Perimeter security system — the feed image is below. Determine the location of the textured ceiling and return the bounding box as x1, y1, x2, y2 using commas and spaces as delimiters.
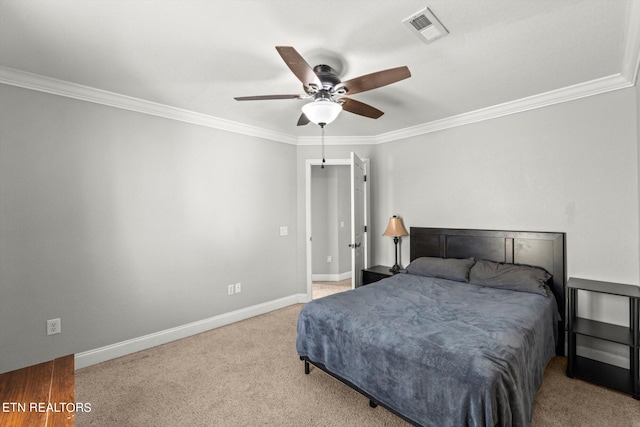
0, 0, 637, 138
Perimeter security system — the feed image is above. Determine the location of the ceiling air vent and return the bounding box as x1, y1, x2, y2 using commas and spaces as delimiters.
403, 7, 449, 44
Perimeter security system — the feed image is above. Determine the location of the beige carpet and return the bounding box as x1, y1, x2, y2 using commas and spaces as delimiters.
312, 279, 351, 299
75, 304, 640, 427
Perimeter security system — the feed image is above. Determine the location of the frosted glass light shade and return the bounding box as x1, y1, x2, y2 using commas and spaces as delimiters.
302, 99, 342, 125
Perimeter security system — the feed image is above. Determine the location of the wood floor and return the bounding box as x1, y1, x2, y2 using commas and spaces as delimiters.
0, 355, 75, 427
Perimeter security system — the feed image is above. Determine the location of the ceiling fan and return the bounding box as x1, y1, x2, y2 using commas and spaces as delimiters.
234, 46, 411, 127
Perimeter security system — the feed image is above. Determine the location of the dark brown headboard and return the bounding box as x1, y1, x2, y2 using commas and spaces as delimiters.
410, 227, 566, 355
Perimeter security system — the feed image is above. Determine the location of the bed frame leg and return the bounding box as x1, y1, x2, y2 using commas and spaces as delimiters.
369, 400, 377, 408
304, 360, 310, 375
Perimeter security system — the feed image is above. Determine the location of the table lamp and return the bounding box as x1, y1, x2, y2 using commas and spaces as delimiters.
382, 215, 409, 273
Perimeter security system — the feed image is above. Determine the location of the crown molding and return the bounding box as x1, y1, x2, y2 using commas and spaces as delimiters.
0, 66, 298, 145
622, 0, 640, 84
1, 63, 636, 147
297, 135, 376, 146
375, 73, 633, 144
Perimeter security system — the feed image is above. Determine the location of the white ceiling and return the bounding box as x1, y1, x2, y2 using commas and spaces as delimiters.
1, 1, 638, 139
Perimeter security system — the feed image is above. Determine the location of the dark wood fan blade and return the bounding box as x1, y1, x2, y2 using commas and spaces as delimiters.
275, 46, 323, 89
234, 94, 301, 101
297, 113, 310, 126
341, 97, 384, 119
339, 66, 411, 95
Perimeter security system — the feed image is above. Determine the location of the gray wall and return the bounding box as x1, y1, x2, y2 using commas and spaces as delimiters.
637, 80, 640, 284
370, 88, 639, 367
0, 84, 298, 373
311, 165, 337, 275
311, 165, 351, 278
336, 166, 351, 272
371, 88, 638, 286
2, 81, 639, 373
371, 87, 639, 330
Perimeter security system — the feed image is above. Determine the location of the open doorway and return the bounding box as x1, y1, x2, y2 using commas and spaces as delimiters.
305, 154, 369, 301
310, 164, 352, 299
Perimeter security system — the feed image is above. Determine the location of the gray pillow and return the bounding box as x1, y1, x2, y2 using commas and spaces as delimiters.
404, 257, 475, 282
469, 260, 551, 296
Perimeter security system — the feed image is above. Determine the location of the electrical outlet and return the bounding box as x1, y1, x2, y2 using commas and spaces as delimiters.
227, 284, 235, 295
327, 255, 332, 263
47, 318, 61, 336
235, 282, 241, 293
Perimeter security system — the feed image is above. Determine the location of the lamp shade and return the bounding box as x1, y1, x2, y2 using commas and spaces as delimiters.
301, 99, 342, 125
382, 215, 409, 237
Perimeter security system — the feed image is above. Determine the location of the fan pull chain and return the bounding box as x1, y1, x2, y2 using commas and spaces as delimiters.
321, 124, 326, 169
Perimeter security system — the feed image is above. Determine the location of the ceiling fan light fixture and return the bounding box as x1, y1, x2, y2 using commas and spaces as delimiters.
302, 98, 342, 126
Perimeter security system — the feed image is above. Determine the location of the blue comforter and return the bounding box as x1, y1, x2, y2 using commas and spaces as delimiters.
296, 273, 559, 427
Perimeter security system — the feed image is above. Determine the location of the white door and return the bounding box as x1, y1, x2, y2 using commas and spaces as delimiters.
350, 152, 365, 288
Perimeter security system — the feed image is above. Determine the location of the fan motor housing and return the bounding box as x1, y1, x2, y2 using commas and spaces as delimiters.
312, 64, 341, 90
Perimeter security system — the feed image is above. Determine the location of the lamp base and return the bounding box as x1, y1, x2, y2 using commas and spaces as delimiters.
390, 236, 402, 274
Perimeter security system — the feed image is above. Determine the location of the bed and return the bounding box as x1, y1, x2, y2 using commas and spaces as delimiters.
297, 227, 566, 426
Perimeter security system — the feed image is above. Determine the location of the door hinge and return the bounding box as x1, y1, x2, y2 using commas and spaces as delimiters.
364, 175, 367, 182
364, 225, 367, 232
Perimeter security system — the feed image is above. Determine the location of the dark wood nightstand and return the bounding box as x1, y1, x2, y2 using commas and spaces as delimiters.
362, 265, 394, 286
566, 277, 640, 399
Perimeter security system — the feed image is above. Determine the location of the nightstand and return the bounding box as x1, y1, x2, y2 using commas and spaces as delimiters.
362, 265, 394, 286
566, 277, 640, 399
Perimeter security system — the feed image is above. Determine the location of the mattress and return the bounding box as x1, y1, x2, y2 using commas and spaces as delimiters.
296, 272, 559, 426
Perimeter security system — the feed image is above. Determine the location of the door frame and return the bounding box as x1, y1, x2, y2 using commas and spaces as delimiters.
305, 157, 370, 301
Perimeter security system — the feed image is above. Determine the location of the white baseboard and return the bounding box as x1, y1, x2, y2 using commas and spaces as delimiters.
75, 293, 308, 370
312, 271, 352, 282
75, 297, 630, 371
